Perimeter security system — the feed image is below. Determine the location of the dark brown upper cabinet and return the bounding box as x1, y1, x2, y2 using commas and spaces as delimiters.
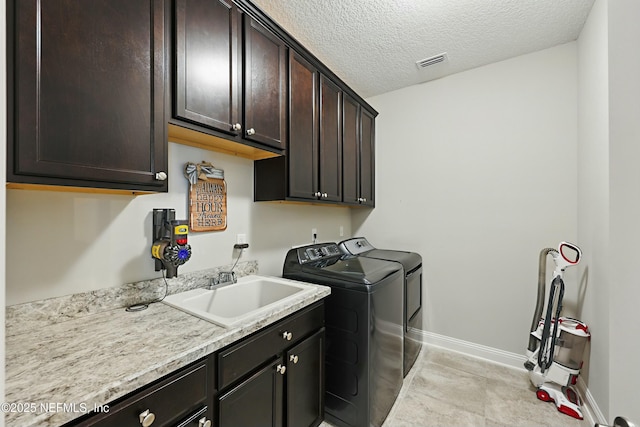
174, 0, 241, 135
318, 75, 343, 203
172, 0, 286, 155
243, 15, 287, 150
254, 55, 345, 204
343, 94, 375, 207
249, 0, 378, 208
288, 53, 319, 200
359, 109, 376, 206
7, 0, 169, 193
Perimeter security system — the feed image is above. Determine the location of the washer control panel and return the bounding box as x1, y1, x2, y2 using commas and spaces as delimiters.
297, 243, 342, 264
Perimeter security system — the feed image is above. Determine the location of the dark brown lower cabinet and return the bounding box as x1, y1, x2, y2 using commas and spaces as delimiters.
218, 358, 284, 427
286, 329, 325, 427
64, 303, 325, 427
216, 302, 326, 427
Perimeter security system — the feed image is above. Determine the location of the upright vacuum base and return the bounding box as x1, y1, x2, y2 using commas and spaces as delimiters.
535, 382, 584, 420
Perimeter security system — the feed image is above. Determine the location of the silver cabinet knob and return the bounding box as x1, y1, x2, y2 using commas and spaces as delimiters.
198, 417, 212, 427
289, 354, 299, 364
322, 193, 328, 198
314, 191, 321, 197
276, 364, 287, 375
231, 123, 242, 131
282, 331, 292, 341
246, 128, 256, 136
155, 171, 167, 181
139, 409, 155, 427
362, 198, 367, 203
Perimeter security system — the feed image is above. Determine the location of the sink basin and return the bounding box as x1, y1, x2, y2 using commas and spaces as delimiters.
163, 275, 315, 327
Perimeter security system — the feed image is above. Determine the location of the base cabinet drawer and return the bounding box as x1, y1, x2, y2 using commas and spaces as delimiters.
69, 359, 213, 427
217, 302, 324, 390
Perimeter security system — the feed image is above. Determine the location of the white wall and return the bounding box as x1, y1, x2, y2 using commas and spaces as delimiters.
355, 43, 579, 355
576, 0, 610, 417
6, 142, 351, 305
607, 0, 640, 422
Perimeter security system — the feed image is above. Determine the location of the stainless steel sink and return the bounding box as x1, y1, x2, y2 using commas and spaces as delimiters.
163, 275, 315, 327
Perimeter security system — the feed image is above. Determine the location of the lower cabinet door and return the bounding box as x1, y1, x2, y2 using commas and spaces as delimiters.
218, 359, 284, 427
286, 329, 325, 427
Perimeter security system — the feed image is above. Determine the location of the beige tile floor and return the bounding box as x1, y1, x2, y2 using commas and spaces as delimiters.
321, 346, 592, 427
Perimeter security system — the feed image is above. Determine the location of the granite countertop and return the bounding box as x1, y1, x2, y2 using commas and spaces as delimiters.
4, 271, 330, 427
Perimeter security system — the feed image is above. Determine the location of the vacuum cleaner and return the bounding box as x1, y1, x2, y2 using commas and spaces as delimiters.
524, 242, 590, 420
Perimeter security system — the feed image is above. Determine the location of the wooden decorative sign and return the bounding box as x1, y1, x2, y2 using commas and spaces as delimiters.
184, 162, 227, 232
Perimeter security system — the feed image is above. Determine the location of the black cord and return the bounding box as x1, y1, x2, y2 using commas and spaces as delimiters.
230, 248, 245, 272
125, 266, 170, 312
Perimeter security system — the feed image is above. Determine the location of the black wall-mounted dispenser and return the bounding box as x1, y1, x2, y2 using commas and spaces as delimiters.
151, 208, 192, 278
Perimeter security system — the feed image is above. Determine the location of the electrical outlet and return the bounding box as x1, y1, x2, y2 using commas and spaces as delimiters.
236, 234, 247, 245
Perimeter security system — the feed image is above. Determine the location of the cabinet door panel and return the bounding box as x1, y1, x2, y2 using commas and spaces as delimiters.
360, 109, 375, 206
12, 0, 167, 188
286, 329, 325, 427
342, 94, 360, 204
244, 16, 287, 149
319, 76, 342, 202
288, 53, 318, 200
218, 359, 283, 427
174, 0, 240, 134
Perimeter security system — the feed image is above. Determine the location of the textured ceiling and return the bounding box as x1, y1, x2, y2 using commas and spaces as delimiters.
250, 0, 595, 98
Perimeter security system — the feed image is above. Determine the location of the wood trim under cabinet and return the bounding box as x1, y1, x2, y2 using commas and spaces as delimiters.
6, 183, 154, 196
168, 124, 281, 160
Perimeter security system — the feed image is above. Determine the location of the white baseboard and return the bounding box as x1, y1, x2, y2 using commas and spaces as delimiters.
417, 330, 606, 425
577, 376, 607, 425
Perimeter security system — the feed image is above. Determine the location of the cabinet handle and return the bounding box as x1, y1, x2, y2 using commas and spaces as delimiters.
155, 171, 167, 181
231, 123, 242, 132
198, 417, 212, 427
282, 331, 292, 341
246, 128, 256, 136
139, 409, 156, 427
314, 192, 321, 197
276, 364, 287, 375
289, 354, 299, 364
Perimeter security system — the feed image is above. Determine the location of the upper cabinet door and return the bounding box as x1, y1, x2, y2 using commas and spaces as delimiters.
174, 0, 241, 135
288, 52, 319, 200
243, 16, 287, 150
342, 94, 361, 205
319, 75, 342, 202
10, 0, 168, 190
360, 109, 375, 206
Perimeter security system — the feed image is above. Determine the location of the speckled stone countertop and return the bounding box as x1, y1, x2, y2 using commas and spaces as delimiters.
5, 267, 330, 427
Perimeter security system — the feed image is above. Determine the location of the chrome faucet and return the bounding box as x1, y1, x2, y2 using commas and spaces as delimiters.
208, 271, 237, 289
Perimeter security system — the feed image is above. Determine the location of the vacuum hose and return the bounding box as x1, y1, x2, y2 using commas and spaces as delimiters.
528, 248, 558, 353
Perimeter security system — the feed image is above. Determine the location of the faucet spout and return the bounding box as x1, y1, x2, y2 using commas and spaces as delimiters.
208, 271, 237, 289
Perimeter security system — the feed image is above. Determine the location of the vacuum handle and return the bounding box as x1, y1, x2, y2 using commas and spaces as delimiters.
556, 241, 581, 270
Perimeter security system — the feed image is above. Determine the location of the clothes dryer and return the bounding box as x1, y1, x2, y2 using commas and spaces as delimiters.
339, 237, 423, 376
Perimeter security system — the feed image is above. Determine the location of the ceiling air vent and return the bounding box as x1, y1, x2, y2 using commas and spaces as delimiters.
416, 53, 447, 69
